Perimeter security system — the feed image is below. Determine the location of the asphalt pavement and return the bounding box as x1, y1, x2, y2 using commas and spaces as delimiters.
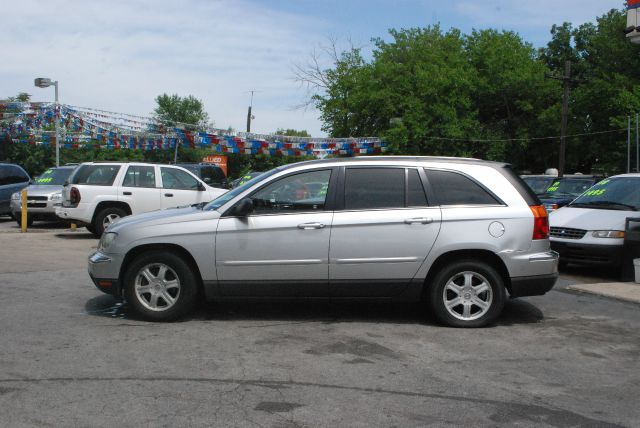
0, 218, 639, 427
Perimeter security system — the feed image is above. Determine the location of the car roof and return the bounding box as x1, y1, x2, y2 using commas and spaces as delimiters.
276, 156, 509, 172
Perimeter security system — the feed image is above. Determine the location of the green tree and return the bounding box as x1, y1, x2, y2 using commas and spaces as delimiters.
153, 94, 211, 129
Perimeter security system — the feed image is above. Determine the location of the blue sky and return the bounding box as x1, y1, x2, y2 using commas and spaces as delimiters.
1, 0, 625, 137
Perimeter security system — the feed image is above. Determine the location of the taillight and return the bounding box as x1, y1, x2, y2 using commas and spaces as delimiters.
530, 205, 549, 240
70, 187, 81, 205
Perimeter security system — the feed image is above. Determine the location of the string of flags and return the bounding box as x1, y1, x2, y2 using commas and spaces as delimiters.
0, 102, 387, 156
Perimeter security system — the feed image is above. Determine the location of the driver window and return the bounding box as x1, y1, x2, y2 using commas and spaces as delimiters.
161, 167, 199, 190
250, 169, 331, 214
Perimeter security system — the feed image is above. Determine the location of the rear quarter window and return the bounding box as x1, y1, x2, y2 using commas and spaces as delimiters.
71, 165, 121, 186
426, 169, 501, 206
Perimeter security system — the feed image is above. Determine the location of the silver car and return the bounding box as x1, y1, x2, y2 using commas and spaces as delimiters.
10, 166, 76, 226
88, 156, 558, 327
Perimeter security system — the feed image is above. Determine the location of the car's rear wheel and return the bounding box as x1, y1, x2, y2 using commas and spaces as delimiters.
429, 260, 505, 328
92, 206, 127, 237
123, 251, 199, 321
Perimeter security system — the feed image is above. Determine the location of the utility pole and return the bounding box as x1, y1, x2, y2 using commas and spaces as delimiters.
546, 61, 582, 177
628, 116, 631, 173
246, 90, 256, 133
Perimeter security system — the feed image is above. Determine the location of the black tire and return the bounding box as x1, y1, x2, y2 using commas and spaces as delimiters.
15, 216, 34, 227
85, 224, 96, 234
123, 251, 199, 321
92, 206, 127, 237
428, 259, 506, 328
558, 260, 568, 270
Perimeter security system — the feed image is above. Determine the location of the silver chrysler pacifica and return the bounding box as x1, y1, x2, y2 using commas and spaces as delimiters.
88, 156, 558, 327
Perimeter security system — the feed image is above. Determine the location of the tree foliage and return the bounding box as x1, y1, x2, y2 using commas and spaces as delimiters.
153, 93, 211, 129
299, 8, 640, 174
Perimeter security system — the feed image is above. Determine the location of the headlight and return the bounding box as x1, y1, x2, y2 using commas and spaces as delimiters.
592, 230, 625, 239
49, 192, 62, 201
98, 232, 118, 252
11, 192, 20, 200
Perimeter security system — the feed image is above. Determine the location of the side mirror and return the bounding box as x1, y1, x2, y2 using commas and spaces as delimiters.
63, 180, 69, 187
222, 178, 230, 189
234, 198, 254, 216
197, 182, 206, 191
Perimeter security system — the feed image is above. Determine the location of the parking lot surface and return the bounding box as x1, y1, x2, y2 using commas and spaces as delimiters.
0, 219, 639, 427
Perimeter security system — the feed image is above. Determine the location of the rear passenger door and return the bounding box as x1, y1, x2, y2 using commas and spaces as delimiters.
329, 167, 442, 297
118, 165, 161, 215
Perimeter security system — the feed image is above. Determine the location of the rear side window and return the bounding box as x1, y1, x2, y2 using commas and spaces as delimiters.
0, 165, 29, 185
345, 168, 405, 210
123, 166, 156, 188
408, 169, 428, 207
426, 169, 500, 206
71, 165, 121, 186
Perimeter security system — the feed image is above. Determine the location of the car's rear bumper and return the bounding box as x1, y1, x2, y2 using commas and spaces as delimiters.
509, 273, 558, 297
550, 241, 623, 266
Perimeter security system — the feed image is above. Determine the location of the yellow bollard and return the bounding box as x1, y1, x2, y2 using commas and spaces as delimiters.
71, 223, 77, 231
20, 189, 28, 233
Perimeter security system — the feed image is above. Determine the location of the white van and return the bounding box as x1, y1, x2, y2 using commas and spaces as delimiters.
549, 174, 640, 266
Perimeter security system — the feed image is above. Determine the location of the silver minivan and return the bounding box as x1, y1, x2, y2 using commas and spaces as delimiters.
88, 157, 558, 327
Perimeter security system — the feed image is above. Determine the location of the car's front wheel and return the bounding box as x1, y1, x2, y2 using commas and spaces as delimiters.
429, 260, 505, 328
123, 251, 199, 321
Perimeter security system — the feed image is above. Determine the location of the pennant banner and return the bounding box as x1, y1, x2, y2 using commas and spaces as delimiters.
0, 102, 387, 156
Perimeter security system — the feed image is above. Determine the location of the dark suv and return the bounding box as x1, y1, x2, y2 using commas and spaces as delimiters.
176, 163, 229, 189
0, 163, 31, 217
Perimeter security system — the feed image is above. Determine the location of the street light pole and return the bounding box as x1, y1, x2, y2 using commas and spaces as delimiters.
34, 78, 60, 167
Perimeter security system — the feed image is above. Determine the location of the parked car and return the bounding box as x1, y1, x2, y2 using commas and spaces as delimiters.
538, 176, 603, 212
56, 162, 228, 237
231, 171, 264, 188
10, 165, 77, 226
521, 174, 558, 196
549, 174, 640, 267
88, 156, 558, 326
175, 163, 230, 189
0, 163, 30, 217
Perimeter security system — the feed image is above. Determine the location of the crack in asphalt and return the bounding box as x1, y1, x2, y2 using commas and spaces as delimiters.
0, 375, 623, 427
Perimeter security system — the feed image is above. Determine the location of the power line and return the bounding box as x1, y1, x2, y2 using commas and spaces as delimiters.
418, 128, 627, 143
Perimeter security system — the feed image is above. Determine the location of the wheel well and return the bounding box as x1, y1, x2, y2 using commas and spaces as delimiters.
92, 201, 132, 224
118, 244, 204, 297
423, 249, 511, 296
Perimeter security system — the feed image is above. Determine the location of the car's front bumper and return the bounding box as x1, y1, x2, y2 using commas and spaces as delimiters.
88, 251, 123, 296
11, 198, 63, 221
550, 241, 623, 266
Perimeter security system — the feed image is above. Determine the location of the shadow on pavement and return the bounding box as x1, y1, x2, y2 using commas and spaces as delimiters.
84, 293, 546, 327
55, 231, 96, 240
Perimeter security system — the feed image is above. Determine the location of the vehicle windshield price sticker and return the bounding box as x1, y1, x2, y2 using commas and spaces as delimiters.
547, 181, 561, 192
584, 179, 610, 196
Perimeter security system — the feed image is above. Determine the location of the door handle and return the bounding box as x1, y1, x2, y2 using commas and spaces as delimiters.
123, 191, 132, 196
404, 217, 433, 224
297, 222, 325, 230
164, 193, 174, 197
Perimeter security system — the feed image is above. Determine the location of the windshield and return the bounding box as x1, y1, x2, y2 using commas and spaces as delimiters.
569, 177, 640, 211
34, 167, 74, 185
204, 169, 275, 211
522, 176, 556, 195
541, 178, 596, 198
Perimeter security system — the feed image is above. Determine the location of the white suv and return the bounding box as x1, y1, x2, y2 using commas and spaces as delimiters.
57, 162, 227, 236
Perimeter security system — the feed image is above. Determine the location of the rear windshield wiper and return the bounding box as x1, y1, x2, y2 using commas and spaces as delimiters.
569, 201, 637, 211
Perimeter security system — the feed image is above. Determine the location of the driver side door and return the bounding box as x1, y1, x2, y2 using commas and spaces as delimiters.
215, 168, 336, 297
